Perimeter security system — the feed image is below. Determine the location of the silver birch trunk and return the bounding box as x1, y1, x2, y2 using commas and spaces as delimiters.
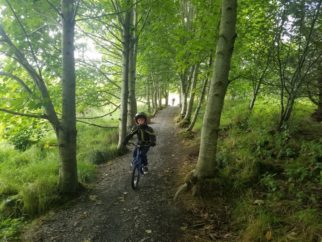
195, 0, 237, 179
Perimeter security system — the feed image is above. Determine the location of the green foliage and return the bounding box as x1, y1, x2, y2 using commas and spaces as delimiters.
77, 161, 96, 183
77, 123, 119, 166
0, 117, 119, 238
0, 218, 24, 240
3, 118, 48, 151
0, 146, 59, 216
232, 190, 277, 241
215, 98, 322, 240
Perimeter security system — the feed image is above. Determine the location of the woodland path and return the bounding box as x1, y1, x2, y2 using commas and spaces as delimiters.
23, 107, 194, 242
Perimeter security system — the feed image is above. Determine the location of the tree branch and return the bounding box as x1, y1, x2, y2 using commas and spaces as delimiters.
46, 0, 62, 17
77, 105, 120, 120
5, 0, 42, 77
0, 71, 33, 94
76, 119, 117, 128
0, 108, 47, 119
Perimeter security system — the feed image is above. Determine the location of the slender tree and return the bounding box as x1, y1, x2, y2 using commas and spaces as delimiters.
176, 0, 237, 196
114, 0, 132, 149
59, 0, 78, 193
0, 0, 78, 194
182, 63, 200, 125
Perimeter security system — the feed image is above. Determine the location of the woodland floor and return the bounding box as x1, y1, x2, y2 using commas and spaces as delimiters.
21, 107, 234, 242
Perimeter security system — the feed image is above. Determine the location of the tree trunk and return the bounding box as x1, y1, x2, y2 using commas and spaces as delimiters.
249, 80, 261, 111
195, 0, 237, 179
183, 63, 200, 124
158, 83, 162, 108
164, 90, 169, 106
146, 81, 151, 113
127, 5, 137, 129
180, 71, 190, 118
153, 84, 158, 114
0, 1, 78, 194
59, 0, 78, 194
312, 76, 322, 121
118, 3, 131, 149
187, 77, 208, 132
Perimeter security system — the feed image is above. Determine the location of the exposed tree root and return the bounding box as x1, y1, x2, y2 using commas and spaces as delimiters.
174, 169, 226, 201
177, 119, 190, 128
173, 170, 198, 201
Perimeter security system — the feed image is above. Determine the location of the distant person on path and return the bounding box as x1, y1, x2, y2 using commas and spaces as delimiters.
123, 112, 156, 173
172, 98, 175, 106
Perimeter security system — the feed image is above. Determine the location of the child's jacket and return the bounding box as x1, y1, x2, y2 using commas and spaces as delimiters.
124, 124, 156, 146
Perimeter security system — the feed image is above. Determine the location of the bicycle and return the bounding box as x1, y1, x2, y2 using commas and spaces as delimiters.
128, 142, 150, 190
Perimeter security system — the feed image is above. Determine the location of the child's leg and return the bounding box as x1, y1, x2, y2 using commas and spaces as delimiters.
141, 147, 150, 166
132, 147, 138, 164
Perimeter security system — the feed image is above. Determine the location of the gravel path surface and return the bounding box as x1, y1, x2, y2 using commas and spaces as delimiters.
22, 107, 191, 242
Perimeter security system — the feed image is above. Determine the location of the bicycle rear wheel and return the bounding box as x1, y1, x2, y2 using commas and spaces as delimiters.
131, 165, 141, 190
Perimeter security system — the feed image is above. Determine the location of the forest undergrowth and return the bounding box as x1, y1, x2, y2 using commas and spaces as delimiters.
1, 99, 321, 241
177, 97, 322, 242
0, 119, 119, 240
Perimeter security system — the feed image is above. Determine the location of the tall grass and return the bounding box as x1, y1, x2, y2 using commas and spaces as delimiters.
0, 113, 120, 239
188, 96, 322, 241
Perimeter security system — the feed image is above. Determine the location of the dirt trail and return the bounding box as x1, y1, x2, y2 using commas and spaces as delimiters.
23, 107, 191, 242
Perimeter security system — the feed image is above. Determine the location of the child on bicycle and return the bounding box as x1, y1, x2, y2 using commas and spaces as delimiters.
123, 112, 156, 173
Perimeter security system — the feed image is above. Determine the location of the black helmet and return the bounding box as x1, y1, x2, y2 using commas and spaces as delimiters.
134, 112, 147, 123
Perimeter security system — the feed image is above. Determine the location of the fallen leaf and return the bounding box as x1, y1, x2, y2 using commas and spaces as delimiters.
265, 230, 273, 241
254, 199, 264, 205
145, 229, 152, 234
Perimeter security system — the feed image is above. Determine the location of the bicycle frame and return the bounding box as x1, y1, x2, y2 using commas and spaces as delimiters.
128, 143, 149, 190
132, 145, 144, 175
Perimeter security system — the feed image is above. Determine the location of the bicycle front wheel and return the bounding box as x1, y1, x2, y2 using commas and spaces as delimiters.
131, 166, 141, 190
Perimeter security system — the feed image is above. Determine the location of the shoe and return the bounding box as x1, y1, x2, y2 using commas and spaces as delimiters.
142, 166, 149, 174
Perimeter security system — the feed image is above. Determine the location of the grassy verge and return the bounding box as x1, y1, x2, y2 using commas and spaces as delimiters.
179, 97, 322, 241
0, 117, 119, 239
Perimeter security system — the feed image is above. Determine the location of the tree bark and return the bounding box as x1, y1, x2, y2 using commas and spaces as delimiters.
127, 4, 138, 129
187, 77, 208, 132
183, 63, 200, 124
118, 1, 131, 149
180, 70, 190, 118
146, 80, 151, 113
195, 0, 237, 179
312, 76, 322, 121
58, 0, 78, 194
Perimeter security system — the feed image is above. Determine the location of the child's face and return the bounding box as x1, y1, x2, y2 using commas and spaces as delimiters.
137, 118, 145, 125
